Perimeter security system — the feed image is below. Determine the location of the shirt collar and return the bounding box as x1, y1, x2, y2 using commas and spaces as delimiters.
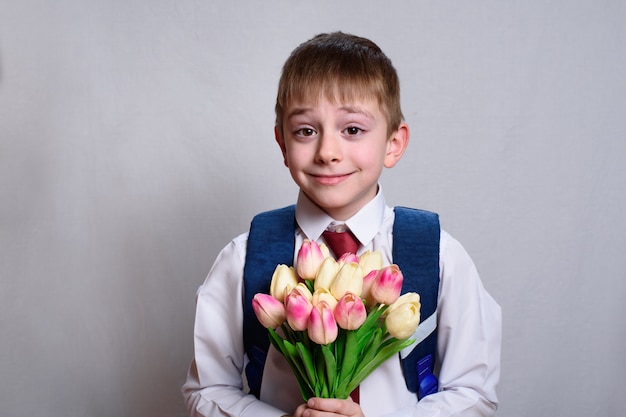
295, 187, 387, 246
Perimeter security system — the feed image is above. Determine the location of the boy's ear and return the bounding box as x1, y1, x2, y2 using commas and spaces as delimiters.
384, 122, 409, 168
274, 126, 289, 167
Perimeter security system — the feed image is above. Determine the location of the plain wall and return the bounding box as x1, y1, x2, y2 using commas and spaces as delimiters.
1, 1, 625, 416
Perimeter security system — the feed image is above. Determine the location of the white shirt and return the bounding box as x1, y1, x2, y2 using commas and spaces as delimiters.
182, 190, 501, 417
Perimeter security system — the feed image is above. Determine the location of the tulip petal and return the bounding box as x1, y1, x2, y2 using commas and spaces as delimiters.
285, 286, 314, 331
385, 297, 421, 339
334, 292, 367, 330
308, 301, 338, 345
371, 265, 403, 305
297, 239, 325, 280
269, 264, 298, 302
314, 257, 339, 292
330, 262, 363, 300
358, 250, 384, 276
252, 293, 286, 329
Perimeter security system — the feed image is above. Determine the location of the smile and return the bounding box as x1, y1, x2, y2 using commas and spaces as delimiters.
310, 173, 352, 185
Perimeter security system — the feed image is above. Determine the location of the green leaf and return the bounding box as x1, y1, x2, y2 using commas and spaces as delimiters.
321, 344, 337, 396
334, 329, 346, 367
296, 341, 318, 392
346, 337, 416, 393
269, 329, 315, 399
336, 330, 358, 387
314, 347, 326, 396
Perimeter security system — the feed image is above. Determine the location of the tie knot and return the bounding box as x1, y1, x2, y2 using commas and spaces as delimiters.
322, 227, 360, 258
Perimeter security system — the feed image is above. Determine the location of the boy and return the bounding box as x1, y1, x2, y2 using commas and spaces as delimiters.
182, 32, 501, 417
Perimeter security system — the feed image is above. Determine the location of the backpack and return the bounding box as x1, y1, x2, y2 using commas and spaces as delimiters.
243, 205, 440, 400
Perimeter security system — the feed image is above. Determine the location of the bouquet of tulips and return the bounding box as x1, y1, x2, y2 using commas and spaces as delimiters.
252, 239, 421, 400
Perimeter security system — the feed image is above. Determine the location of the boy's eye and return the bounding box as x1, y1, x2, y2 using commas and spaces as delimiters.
345, 126, 362, 135
296, 128, 316, 137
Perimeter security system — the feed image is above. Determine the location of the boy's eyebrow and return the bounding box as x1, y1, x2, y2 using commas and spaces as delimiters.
285, 104, 375, 121
338, 105, 374, 119
285, 107, 313, 120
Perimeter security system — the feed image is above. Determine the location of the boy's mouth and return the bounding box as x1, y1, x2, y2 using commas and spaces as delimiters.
310, 173, 352, 185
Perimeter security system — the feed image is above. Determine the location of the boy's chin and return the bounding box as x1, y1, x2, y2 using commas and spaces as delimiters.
309, 199, 362, 221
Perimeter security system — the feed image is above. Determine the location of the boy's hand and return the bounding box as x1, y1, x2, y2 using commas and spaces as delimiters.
292, 397, 365, 417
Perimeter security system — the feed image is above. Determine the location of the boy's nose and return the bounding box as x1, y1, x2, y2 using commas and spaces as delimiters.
315, 133, 342, 163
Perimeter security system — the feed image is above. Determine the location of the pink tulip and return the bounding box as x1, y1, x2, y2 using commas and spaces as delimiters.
296, 239, 325, 280
337, 252, 359, 264
308, 301, 338, 345
285, 285, 314, 331
252, 293, 286, 329
334, 292, 367, 330
361, 269, 378, 306
371, 264, 403, 305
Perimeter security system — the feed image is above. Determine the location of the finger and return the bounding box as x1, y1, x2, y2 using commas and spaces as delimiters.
292, 403, 309, 417
307, 397, 362, 416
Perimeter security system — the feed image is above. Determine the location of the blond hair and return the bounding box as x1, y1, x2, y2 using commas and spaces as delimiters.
275, 32, 404, 138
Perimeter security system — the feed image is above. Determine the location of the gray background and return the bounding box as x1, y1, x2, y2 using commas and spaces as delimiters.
1, 1, 624, 416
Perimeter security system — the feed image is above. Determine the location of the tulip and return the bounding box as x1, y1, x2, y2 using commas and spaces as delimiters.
385, 292, 421, 315
308, 301, 338, 345
337, 252, 359, 265
385, 294, 421, 339
334, 292, 367, 330
361, 269, 379, 307
294, 282, 314, 299
319, 243, 331, 259
358, 250, 384, 276
252, 293, 286, 329
314, 257, 339, 291
371, 264, 403, 305
285, 285, 314, 331
269, 264, 298, 303
330, 262, 363, 300
312, 287, 338, 310
297, 239, 326, 280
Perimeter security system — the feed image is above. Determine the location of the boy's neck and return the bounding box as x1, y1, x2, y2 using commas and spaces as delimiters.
295, 188, 386, 245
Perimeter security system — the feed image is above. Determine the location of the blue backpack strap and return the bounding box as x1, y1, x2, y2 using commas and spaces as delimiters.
393, 206, 440, 399
243, 205, 296, 399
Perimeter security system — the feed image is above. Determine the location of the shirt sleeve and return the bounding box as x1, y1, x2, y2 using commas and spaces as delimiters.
181, 234, 289, 417
390, 231, 502, 417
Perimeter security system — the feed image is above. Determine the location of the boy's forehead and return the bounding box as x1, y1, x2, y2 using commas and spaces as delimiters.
289, 84, 378, 104
283, 92, 383, 116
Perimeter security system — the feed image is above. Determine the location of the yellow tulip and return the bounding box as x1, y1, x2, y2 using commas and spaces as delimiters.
385, 292, 421, 339
314, 257, 339, 291
269, 264, 298, 303
330, 262, 363, 300
292, 282, 313, 301
312, 287, 338, 310
319, 243, 331, 259
358, 250, 383, 276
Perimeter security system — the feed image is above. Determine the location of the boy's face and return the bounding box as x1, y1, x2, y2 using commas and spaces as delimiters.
276, 96, 409, 220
